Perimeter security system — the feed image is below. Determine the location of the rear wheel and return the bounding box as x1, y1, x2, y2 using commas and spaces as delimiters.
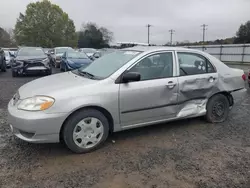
55, 62, 60, 68
206, 94, 230, 123
12, 70, 18, 77
64, 64, 68, 72
60, 63, 64, 72
62, 109, 109, 153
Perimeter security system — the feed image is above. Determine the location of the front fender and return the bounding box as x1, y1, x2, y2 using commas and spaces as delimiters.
45, 93, 120, 129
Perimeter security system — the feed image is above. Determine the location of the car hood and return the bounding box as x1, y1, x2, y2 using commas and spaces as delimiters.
18, 71, 97, 98
68, 58, 92, 64
16, 56, 47, 62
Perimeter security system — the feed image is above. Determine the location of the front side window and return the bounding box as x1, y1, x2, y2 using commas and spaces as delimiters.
128, 52, 173, 81
178, 52, 215, 76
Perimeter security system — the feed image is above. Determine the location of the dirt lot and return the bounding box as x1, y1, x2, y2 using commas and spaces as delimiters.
0, 68, 250, 188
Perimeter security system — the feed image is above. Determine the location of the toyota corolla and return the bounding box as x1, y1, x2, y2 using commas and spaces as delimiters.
8, 47, 246, 153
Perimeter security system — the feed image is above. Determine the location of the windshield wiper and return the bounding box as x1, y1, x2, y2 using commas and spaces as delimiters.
77, 70, 95, 79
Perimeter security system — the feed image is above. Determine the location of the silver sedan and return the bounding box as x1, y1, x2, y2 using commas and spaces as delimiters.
8, 47, 246, 153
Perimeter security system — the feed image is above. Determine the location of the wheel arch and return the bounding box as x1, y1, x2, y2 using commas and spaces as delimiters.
59, 105, 114, 142
208, 91, 234, 107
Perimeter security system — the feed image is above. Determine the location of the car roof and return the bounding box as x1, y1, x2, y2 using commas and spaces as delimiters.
124, 46, 199, 53
55, 47, 71, 49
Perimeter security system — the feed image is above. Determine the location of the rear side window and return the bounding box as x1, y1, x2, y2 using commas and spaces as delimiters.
177, 52, 215, 76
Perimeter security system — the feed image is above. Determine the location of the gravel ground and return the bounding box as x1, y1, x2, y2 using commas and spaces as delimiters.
0, 67, 250, 188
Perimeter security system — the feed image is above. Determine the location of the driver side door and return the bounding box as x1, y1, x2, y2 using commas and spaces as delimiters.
119, 51, 179, 128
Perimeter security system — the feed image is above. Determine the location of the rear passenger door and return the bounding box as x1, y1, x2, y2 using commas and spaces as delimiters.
176, 52, 218, 104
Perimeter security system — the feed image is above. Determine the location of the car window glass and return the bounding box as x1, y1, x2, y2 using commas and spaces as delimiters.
17, 48, 45, 57
128, 52, 173, 81
177, 52, 215, 76
68, 52, 88, 59
77, 51, 141, 79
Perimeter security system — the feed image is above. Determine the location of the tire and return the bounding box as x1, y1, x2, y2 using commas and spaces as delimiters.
64, 64, 68, 72
62, 109, 110, 153
1, 61, 6, 72
46, 69, 52, 75
55, 62, 60, 68
12, 70, 18, 77
206, 94, 230, 123
60, 63, 64, 72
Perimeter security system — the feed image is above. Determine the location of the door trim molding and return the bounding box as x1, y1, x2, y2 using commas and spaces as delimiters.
121, 97, 206, 114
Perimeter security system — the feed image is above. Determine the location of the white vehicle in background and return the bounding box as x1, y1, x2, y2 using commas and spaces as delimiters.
50, 47, 74, 68
79, 48, 98, 58
4, 50, 11, 68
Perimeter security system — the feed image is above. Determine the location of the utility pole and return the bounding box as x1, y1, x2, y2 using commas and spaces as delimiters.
146, 24, 152, 45
169, 29, 175, 45
201, 24, 208, 44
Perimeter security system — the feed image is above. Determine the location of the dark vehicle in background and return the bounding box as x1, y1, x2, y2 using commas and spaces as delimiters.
0, 49, 6, 72
60, 51, 92, 71
51, 47, 74, 68
11, 47, 52, 77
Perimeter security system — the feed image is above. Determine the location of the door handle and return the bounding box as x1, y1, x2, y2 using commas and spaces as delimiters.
208, 76, 216, 82
166, 81, 176, 89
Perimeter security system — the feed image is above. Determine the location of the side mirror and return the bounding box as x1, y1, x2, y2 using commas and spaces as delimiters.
122, 72, 141, 83
93, 53, 101, 58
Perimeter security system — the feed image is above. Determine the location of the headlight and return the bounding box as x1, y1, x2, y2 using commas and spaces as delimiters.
42, 58, 49, 63
18, 96, 55, 111
12, 60, 23, 67
42, 58, 50, 66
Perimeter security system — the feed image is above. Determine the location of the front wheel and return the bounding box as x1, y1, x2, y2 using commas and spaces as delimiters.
206, 94, 230, 123
46, 69, 52, 75
62, 109, 110, 153
12, 70, 18, 77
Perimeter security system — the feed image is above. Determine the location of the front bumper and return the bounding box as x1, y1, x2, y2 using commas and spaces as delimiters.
12, 65, 51, 74
6, 60, 10, 67
8, 99, 67, 143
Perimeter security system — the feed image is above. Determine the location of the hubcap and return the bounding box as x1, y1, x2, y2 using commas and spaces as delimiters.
73, 117, 104, 149
212, 101, 225, 118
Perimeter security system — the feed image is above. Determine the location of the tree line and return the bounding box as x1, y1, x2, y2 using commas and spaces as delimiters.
0, 0, 249, 48
0, 0, 112, 48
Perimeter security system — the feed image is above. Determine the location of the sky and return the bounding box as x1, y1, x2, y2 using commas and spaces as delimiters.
0, 0, 249, 45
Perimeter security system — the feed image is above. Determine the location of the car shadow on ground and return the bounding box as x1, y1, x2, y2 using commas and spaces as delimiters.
2, 116, 205, 159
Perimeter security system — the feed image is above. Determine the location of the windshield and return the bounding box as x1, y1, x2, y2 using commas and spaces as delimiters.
68, 52, 88, 59
77, 50, 141, 79
81, 48, 96, 53
56, 48, 71, 54
17, 48, 45, 56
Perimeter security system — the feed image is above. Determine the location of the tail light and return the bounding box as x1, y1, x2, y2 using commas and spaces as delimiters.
242, 74, 246, 81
